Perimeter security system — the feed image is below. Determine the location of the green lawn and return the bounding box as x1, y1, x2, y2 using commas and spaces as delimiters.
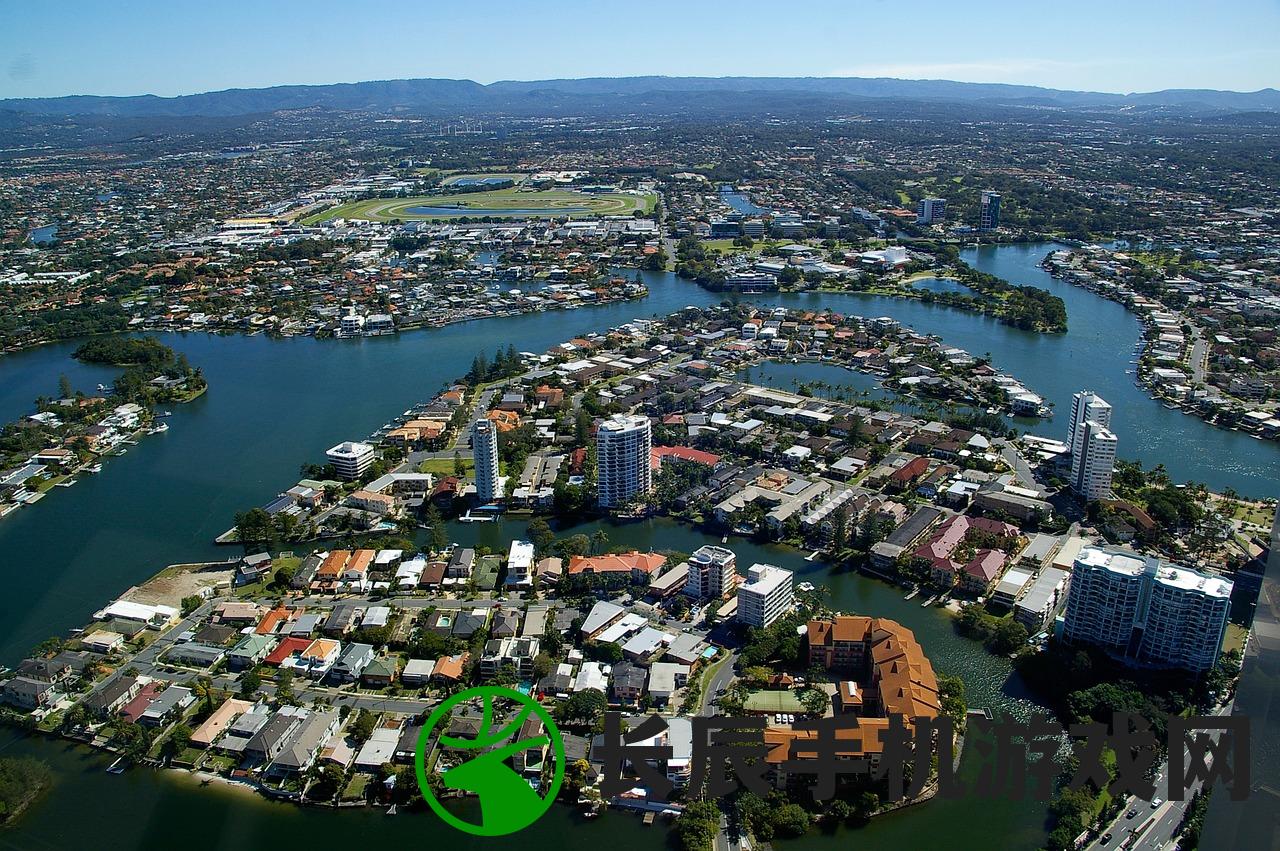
418, 457, 473, 476
301, 189, 655, 224
341, 774, 370, 802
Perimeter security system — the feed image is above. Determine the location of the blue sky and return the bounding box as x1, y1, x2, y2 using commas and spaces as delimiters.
3, 0, 1278, 99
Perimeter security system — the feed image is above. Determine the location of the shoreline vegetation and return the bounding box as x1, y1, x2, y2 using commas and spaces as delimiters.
0, 756, 52, 828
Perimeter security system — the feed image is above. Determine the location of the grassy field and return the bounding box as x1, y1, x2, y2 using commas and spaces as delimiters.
418, 457, 473, 476
302, 189, 655, 224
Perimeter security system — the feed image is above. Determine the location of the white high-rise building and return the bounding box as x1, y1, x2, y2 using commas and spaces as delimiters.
596, 414, 652, 508
326, 441, 375, 481
916, 197, 947, 225
684, 545, 737, 600
471, 419, 500, 504
1067, 391, 1112, 461
1067, 391, 1116, 500
1073, 420, 1117, 501
736, 564, 794, 628
1061, 546, 1232, 674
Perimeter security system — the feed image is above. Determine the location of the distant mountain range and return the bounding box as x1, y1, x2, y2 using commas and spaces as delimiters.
3, 75, 1278, 118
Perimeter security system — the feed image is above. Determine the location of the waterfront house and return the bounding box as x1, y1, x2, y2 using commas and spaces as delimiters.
268, 710, 338, 777
82, 675, 141, 718
16, 657, 73, 683
1, 677, 56, 710
245, 706, 308, 764
139, 685, 195, 727
354, 724, 400, 772
190, 698, 253, 748
566, 551, 666, 582
236, 552, 273, 586
213, 703, 272, 755
80, 630, 125, 654
120, 682, 164, 724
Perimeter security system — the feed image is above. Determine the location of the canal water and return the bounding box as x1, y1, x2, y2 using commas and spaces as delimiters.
0, 242, 1276, 849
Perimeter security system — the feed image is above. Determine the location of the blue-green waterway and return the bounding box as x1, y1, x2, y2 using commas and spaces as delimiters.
0, 243, 1275, 849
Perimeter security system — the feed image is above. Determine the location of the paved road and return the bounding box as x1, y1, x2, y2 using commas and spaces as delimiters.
699, 652, 737, 716
997, 438, 1039, 488
1188, 331, 1209, 385
1085, 701, 1232, 851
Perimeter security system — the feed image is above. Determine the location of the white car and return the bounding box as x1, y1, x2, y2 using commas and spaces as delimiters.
1150, 797, 1163, 808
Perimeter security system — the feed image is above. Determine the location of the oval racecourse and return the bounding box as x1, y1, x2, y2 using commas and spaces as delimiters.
302, 189, 655, 222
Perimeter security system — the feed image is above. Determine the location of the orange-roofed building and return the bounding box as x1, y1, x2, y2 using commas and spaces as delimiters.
343, 549, 375, 580
317, 550, 351, 580
565, 551, 666, 582
535, 386, 565, 408
432, 652, 470, 683
255, 606, 294, 636
264, 636, 314, 667
762, 717, 891, 787
486, 409, 522, 432
807, 615, 940, 723
650, 445, 721, 470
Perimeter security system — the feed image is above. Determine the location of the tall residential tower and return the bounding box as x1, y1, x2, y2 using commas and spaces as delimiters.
1060, 546, 1232, 675
1067, 391, 1117, 501
596, 414, 652, 508
471, 419, 500, 504
684, 545, 738, 600
979, 190, 1001, 230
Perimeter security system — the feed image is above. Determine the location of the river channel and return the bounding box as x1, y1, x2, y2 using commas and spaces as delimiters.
0, 242, 1275, 849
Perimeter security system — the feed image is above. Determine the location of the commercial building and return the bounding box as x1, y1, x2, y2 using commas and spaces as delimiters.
471, 419, 501, 504
684, 545, 737, 600
979, 190, 1001, 230
736, 564, 794, 628
326, 441, 375, 481
916, 197, 947, 225
1060, 546, 1232, 674
596, 414, 653, 508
